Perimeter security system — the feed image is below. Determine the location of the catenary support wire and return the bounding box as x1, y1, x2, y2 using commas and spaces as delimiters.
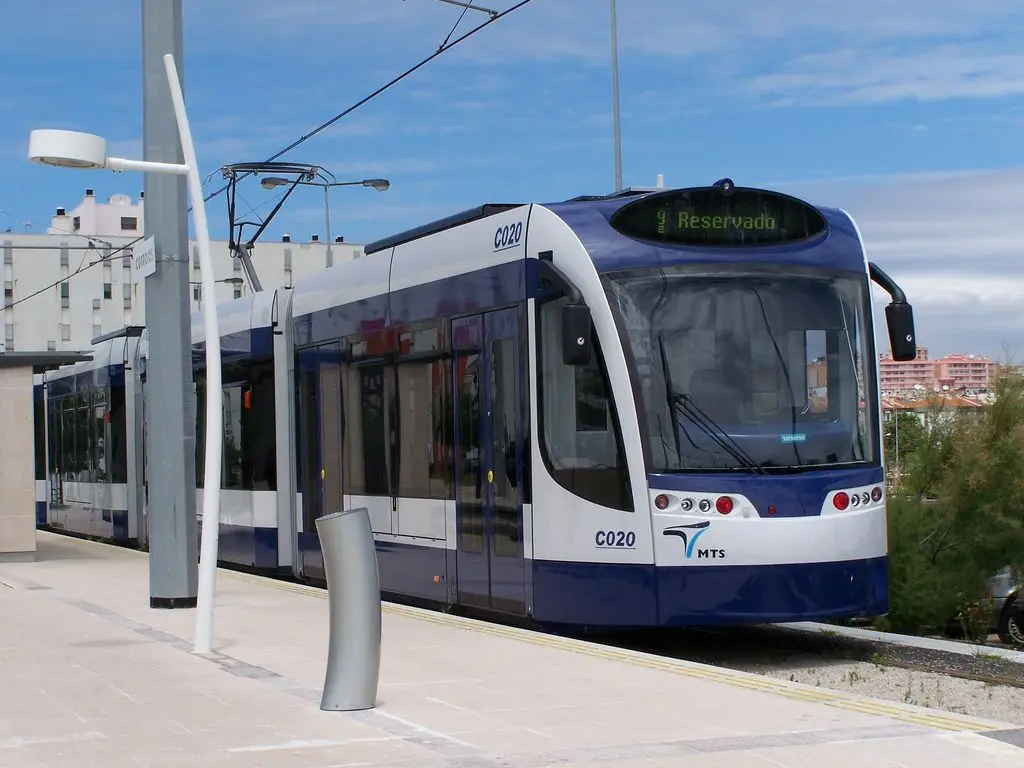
193, 0, 535, 210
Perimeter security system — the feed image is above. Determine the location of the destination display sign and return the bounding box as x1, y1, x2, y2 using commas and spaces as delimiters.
610, 187, 828, 247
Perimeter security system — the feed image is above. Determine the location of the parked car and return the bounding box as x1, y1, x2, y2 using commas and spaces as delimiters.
944, 566, 1023, 647
987, 566, 1024, 647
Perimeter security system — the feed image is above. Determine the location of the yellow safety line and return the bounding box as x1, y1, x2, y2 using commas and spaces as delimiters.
43, 534, 1009, 734
218, 568, 1004, 733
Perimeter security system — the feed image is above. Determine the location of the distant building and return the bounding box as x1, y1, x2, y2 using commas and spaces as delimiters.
807, 355, 828, 410
48, 187, 143, 239
878, 346, 998, 396
882, 393, 988, 428
932, 354, 998, 392
2, 188, 364, 352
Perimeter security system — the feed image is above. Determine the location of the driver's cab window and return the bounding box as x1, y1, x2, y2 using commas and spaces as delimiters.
537, 295, 631, 511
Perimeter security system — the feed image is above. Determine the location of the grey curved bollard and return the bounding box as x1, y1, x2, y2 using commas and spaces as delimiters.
315, 506, 381, 711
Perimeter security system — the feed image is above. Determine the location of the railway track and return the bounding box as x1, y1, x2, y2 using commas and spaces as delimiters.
581, 623, 1024, 690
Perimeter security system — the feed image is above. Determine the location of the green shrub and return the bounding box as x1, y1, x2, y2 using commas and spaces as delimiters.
884, 496, 977, 634
883, 368, 1024, 637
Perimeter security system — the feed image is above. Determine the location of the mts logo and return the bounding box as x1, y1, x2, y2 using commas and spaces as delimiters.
697, 548, 726, 559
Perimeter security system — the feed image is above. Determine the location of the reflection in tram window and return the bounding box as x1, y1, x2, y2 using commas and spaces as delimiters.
490, 336, 521, 557
457, 351, 483, 554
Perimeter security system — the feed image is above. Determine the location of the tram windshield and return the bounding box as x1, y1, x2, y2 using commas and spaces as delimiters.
602, 265, 879, 473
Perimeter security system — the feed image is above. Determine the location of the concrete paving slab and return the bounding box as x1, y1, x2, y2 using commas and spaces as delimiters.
0, 531, 1019, 767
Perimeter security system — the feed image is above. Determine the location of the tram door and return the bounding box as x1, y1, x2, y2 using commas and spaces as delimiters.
296, 342, 344, 581
452, 308, 526, 614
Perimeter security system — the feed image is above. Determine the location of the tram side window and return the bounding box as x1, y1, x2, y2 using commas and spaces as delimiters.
33, 389, 46, 482
248, 358, 277, 491
537, 296, 632, 511
61, 396, 75, 482
76, 392, 92, 483
108, 386, 128, 484
193, 356, 273, 492
343, 344, 395, 497
221, 381, 246, 490
47, 401, 61, 480
194, 365, 250, 492
395, 324, 452, 500
92, 389, 107, 482
51, 387, 126, 485
194, 372, 206, 489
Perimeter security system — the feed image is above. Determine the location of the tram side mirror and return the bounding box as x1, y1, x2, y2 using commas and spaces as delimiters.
561, 302, 592, 366
885, 301, 917, 361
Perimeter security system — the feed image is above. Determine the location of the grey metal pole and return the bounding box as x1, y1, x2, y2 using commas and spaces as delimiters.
610, 0, 623, 192
142, 0, 198, 608
316, 507, 381, 711
324, 185, 333, 268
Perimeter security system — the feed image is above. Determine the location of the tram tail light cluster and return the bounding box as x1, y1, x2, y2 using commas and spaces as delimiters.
831, 485, 884, 511
654, 493, 736, 516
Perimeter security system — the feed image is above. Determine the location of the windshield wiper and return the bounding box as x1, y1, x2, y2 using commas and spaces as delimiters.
671, 391, 764, 474
657, 334, 684, 462
657, 335, 762, 475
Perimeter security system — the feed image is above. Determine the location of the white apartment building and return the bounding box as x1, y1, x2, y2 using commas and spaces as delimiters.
2, 188, 364, 352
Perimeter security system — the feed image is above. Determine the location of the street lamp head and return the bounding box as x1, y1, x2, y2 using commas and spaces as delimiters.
260, 176, 291, 190
28, 127, 189, 176
28, 129, 108, 169
260, 175, 389, 192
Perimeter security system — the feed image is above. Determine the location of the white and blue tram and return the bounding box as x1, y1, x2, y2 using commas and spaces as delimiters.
36, 330, 144, 541
36, 181, 918, 628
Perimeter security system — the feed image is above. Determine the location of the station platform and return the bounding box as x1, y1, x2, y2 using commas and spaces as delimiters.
1, 532, 1022, 767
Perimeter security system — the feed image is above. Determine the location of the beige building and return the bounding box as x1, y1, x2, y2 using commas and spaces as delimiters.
2, 188, 365, 352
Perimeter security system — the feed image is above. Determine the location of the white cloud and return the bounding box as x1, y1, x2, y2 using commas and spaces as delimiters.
773, 167, 1024, 359
207, 1, 1024, 112
747, 45, 1024, 106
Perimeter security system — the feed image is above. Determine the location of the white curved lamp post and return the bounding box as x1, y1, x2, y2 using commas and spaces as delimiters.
28, 53, 223, 656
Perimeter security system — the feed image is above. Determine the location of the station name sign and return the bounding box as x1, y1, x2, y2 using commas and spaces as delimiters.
133, 236, 157, 279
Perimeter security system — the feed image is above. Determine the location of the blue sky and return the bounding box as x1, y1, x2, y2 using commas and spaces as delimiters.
2, 0, 1024, 358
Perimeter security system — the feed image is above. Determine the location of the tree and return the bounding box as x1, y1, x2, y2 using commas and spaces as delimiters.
933, 370, 1024, 579
883, 410, 927, 481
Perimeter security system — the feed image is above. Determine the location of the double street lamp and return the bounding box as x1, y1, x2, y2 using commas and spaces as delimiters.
190, 276, 246, 304
218, 162, 389, 279
260, 174, 389, 268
